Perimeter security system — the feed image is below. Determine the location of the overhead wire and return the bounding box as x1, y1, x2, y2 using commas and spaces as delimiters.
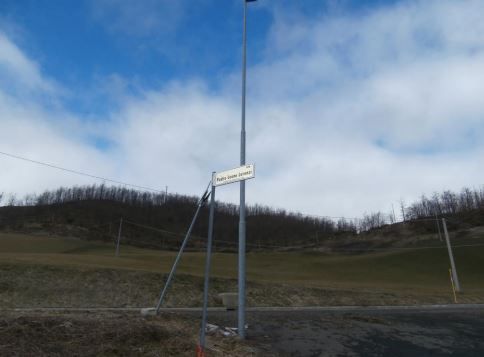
111, 217, 311, 249
18, 214, 483, 252
0, 150, 380, 224
0, 150, 165, 193
123, 220, 186, 238
2, 150, 483, 232
118, 218, 475, 251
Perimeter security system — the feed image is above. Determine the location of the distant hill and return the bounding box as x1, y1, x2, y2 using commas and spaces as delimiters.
0, 184, 483, 252
0, 185, 354, 251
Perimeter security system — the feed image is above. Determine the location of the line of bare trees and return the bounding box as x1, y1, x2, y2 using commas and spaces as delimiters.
1, 185, 483, 245
404, 188, 484, 220
0, 184, 354, 248
358, 187, 484, 231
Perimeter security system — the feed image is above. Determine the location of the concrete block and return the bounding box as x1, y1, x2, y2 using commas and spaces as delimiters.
218, 293, 238, 310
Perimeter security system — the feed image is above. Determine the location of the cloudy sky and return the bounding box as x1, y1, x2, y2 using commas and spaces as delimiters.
0, 0, 483, 218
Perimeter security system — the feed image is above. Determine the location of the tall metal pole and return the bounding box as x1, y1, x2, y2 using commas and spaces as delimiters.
115, 217, 123, 257
442, 218, 461, 292
199, 178, 216, 353
238, 0, 249, 339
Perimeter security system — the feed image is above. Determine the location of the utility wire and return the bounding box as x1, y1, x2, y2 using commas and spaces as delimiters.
4, 150, 481, 227
120, 218, 307, 249
124, 219, 288, 249
0, 150, 165, 193
33, 216, 484, 252
288, 211, 361, 221
0, 150, 369, 222
124, 220, 191, 238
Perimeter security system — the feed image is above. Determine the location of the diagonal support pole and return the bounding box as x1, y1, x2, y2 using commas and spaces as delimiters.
155, 182, 211, 313
115, 217, 123, 257
442, 218, 461, 292
199, 176, 216, 353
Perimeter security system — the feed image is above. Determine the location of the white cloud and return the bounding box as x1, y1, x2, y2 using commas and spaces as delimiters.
0, 33, 59, 96
0, 105, 114, 197
1, 0, 484, 219
0, 33, 114, 196
246, 0, 484, 151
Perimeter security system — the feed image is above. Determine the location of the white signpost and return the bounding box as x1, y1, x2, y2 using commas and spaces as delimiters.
212, 164, 255, 187
199, 164, 255, 353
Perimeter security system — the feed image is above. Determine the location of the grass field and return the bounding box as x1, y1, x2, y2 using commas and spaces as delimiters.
1, 232, 483, 308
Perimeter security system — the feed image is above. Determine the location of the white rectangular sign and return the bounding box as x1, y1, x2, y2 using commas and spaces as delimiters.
213, 164, 255, 187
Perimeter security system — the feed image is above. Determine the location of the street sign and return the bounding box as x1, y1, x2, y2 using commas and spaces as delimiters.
212, 164, 255, 187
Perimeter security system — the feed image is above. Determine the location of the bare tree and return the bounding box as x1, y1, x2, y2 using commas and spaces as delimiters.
7, 193, 17, 206
399, 198, 406, 222
388, 211, 395, 224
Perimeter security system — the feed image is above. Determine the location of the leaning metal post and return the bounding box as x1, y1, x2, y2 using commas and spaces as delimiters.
442, 218, 461, 292
199, 176, 216, 353
155, 182, 211, 313
115, 217, 123, 257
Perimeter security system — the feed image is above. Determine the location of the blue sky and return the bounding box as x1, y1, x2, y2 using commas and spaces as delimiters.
0, 0, 400, 112
1, 0, 272, 113
1, 0, 483, 218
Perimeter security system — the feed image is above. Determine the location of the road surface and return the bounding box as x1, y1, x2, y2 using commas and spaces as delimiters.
201, 306, 484, 356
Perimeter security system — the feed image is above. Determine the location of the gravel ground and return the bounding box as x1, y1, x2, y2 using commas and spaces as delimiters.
202, 307, 484, 356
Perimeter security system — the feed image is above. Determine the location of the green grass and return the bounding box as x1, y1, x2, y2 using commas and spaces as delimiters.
1, 232, 483, 307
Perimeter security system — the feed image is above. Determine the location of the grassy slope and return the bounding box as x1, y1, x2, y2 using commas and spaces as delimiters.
1, 232, 483, 308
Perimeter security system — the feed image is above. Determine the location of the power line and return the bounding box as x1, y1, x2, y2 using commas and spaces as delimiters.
31, 216, 484, 252
283, 211, 361, 221
124, 220, 190, 238
0, 150, 165, 193
0, 151, 399, 224
0, 151, 353, 221
121, 218, 311, 249
124, 219, 288, 249
323, 242, 484, 252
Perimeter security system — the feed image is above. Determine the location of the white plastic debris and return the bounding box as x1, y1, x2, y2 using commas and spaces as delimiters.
205, 323, 248, 337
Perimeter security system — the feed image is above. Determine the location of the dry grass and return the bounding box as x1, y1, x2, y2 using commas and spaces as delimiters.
1, 231, 483, 356
1, 262, 481, 309
0, 311, 263, 356
1, 232, 484, 308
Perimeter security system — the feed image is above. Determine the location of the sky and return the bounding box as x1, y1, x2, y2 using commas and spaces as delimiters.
0, 0, 483, 219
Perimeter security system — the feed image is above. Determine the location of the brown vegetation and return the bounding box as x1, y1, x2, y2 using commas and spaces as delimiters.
0, 311, 263, 356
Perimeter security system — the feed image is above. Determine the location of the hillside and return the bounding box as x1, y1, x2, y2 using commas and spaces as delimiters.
0, 184, 353, 251
0, 184, 483, 252
1, 231, 484, 309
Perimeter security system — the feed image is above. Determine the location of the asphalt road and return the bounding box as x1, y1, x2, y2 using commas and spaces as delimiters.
202, 307, 484, 356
